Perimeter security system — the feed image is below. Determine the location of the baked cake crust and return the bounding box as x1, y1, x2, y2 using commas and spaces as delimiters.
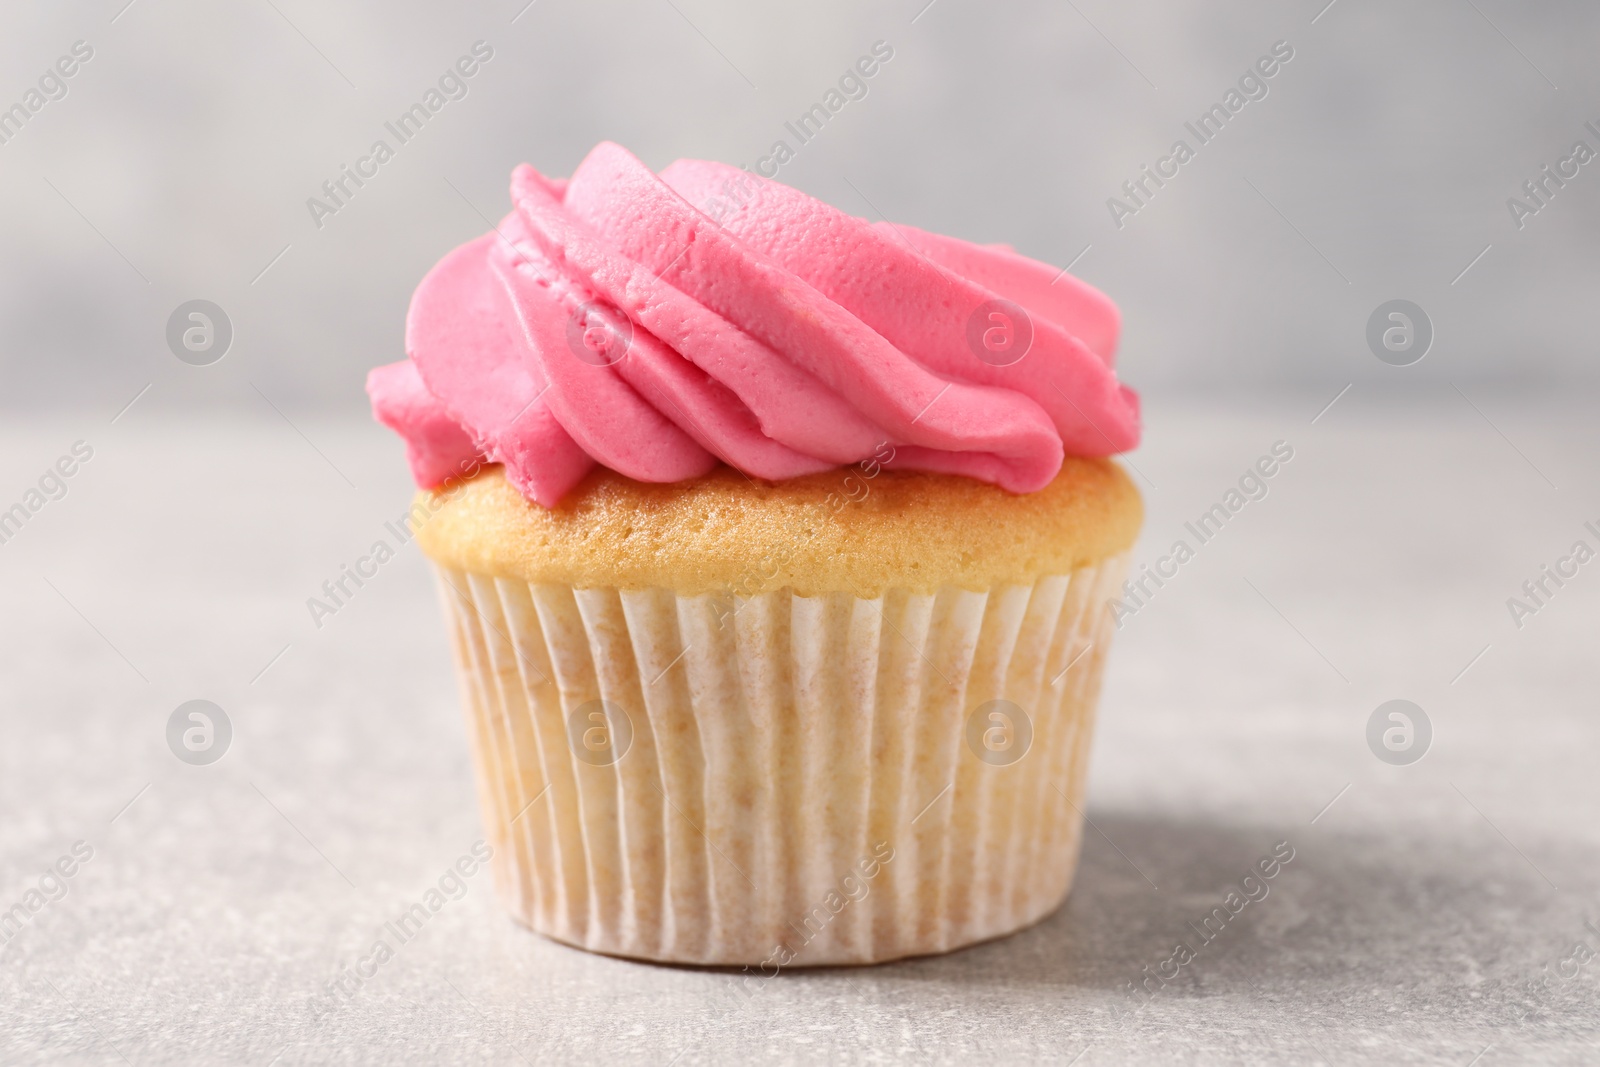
415, 459, 1141, 597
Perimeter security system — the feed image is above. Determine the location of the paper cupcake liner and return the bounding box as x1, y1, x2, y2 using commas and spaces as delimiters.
431, 554, 1128, 966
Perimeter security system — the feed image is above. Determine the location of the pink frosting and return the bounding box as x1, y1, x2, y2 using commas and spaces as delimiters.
367, 142, 1139, 506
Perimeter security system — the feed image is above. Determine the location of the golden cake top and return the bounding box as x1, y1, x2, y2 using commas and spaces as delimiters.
414, 458, 1141, 597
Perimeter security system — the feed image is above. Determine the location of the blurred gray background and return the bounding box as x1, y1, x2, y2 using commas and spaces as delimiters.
1, 0, 1597, 414
4, 3, 1600, 1065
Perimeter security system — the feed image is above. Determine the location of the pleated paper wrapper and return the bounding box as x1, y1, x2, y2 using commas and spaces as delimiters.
433, 553, 1128, 967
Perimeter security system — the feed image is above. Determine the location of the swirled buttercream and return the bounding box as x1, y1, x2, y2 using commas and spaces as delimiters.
368, 142, 1139, 505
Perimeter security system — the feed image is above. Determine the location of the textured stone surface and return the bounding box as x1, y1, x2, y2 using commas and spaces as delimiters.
1, 395, 1596, 1064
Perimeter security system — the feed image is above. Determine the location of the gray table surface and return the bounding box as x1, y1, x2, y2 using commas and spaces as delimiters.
1, 393, 1596, 1065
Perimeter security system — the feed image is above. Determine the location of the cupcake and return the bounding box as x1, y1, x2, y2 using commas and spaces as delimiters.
367, 142, 1142, 966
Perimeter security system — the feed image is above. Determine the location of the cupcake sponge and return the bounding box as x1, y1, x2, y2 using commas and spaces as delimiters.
415, 459, 1141, 597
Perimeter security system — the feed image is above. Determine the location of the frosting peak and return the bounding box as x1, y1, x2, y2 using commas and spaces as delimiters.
369, 142, 1139, 505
